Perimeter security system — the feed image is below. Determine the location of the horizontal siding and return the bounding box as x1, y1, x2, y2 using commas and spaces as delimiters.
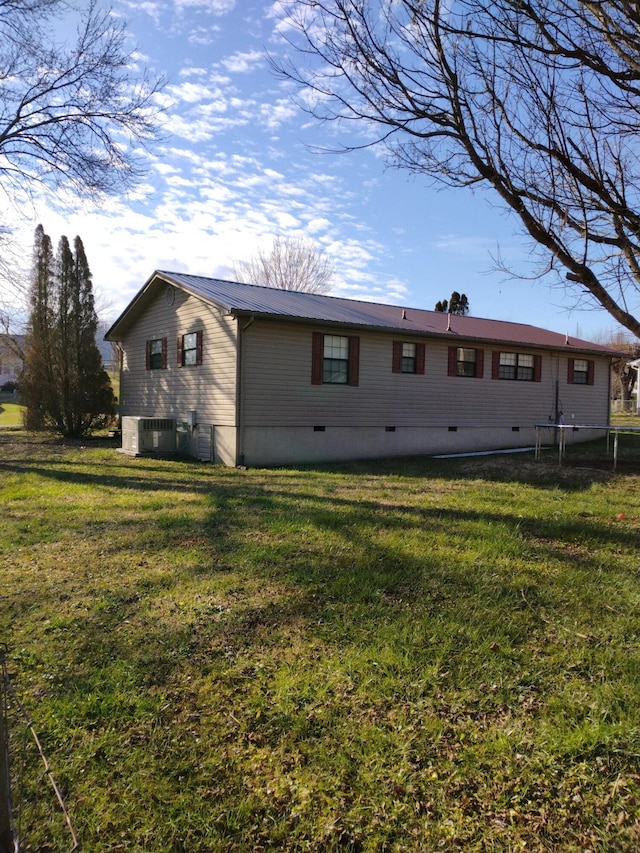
558, 359, 610, 424
241, 321, 611, 428
119, 286, 237, 425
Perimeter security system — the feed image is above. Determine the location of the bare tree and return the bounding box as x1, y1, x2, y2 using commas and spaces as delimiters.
0, 0, 163, 201
275, 1, 640, 338
233, 235, 335, 294
594, 329, 640, 408
0, 0, 163, 328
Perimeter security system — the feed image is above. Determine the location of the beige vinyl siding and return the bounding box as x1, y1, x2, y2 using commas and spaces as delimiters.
560, 357, 610, 424
119, 287, 238, 425
240, 321, 610, 429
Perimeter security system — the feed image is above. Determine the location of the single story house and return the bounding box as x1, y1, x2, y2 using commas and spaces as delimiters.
105, 271, 622, 467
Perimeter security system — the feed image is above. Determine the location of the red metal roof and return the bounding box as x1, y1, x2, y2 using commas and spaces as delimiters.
106, 270, 623, 357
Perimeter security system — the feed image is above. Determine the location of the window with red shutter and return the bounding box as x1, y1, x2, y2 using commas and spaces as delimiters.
393, 341, 424, 374
449, 346, 481, 377
312, 333, 359, 385
568, 358, 594, 385
493, 351, 540, 381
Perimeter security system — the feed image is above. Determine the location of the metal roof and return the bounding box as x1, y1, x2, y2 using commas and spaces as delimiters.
105, 270, 623, 356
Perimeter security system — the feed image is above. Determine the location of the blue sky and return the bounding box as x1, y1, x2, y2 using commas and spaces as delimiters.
6, 0, 625, 340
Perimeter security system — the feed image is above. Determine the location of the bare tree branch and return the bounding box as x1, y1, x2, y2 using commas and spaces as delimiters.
273, 0, 640, 337
0, 0, 165, 201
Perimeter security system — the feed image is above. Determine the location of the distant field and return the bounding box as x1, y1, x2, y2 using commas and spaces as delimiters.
1, 432, 640, 851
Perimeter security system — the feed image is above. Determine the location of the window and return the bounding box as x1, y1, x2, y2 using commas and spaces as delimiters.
401, 342, 416, 373
492, 351, 541, 382
323, 334, 349, 383
568, 358, 594, 385
392, 341, 425, 374
146, 338, 167, 370
178, 330, 203, 367
311, 332, 360, 386
448, 346, 484, 378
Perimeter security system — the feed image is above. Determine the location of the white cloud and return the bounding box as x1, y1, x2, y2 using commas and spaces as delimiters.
121, 2, 164, 25
222, 49, 264, 74
165, 80, 221, 103
3, 0, 423, 329
259, 98, 298, 129
306, 217, 331, 234
178, 66, 208, 78
174, 0, 235, 13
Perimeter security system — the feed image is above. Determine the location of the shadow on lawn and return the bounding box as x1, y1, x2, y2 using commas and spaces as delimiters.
4, 433, 640, 853
2, 434, 638, 495
1, 432, 637, 560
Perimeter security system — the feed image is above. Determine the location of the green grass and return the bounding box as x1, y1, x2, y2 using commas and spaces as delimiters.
0, 394, 24, 426
610, 411, 640, 427
1, 433, 640, 851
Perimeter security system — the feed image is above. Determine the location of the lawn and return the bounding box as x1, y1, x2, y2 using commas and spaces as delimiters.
1, 433, 639, 851
0, 394, 24, 427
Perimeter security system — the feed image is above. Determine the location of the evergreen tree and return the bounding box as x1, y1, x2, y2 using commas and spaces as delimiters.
20, 226, 115, 437
435, 292, 470, 316
20, 225, 56, 429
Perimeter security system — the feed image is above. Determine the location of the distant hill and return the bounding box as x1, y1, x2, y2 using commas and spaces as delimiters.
98, 323, 117, 370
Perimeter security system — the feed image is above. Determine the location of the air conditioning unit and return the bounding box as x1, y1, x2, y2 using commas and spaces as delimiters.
121, 416, 176, 454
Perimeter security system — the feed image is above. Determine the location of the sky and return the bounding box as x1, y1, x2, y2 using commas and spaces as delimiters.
3, 0, 627, 341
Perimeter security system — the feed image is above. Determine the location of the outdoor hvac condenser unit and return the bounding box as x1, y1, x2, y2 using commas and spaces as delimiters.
121, 417, 177, 454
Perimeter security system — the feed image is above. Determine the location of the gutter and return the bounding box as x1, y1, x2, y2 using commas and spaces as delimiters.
227, 310, 623, 358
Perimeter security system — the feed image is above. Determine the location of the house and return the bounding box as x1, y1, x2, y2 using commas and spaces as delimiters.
105, 271, 622, 467
0, 335, 23, 389
628, 358, 640, 415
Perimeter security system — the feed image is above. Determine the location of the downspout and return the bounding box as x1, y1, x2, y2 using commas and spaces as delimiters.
236, 315, 255, 466
607, 358, 613, 423
552, 352, 562, 447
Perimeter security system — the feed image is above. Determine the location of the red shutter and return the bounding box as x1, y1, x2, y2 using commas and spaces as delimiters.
534, 354, 542, 382
476, 349, 484, 379
146, 340, 151, 370
492, 351, 500, 379
311, 332, 323, 384
587, 359, 594, 385
416, 343, 426, 375
448, 346, 457, 376
177, 335, 182, 367
161, 337, 168, 370
567, 358, 575, 384
196, 330, 203, 366
348, 336, 360, 386
392, 341, 402, 373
